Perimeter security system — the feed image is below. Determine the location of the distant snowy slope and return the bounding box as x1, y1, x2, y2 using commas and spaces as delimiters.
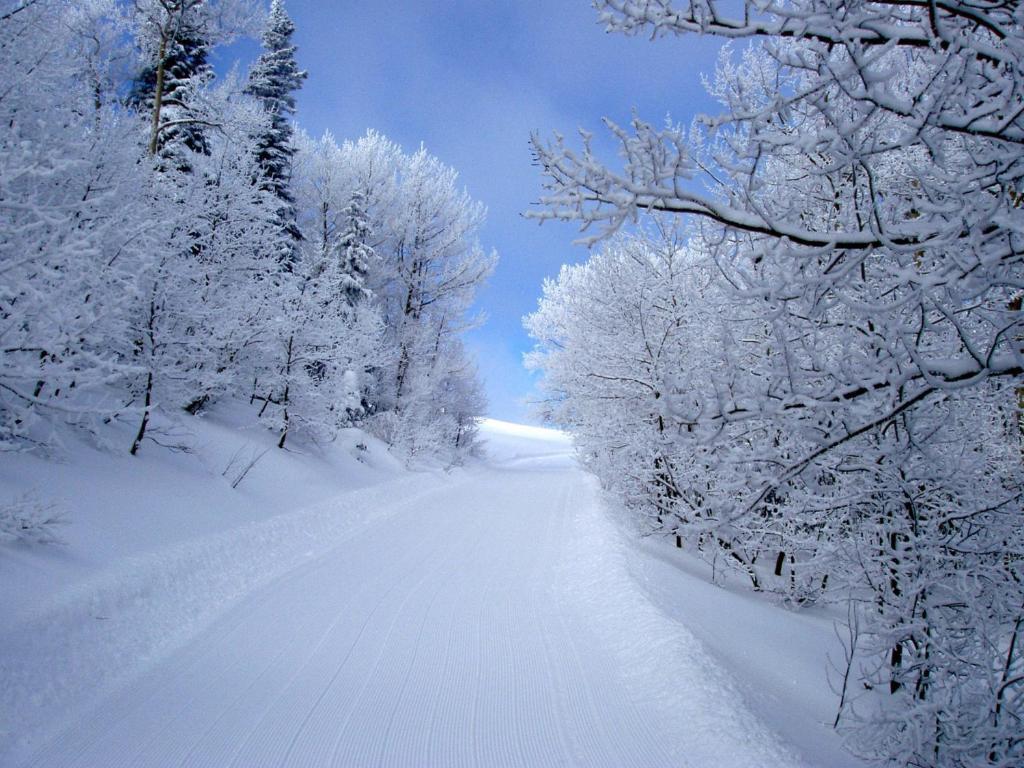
476, 418, 575, 470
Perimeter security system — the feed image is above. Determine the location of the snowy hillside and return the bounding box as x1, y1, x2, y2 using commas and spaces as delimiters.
2, 414, 860, 767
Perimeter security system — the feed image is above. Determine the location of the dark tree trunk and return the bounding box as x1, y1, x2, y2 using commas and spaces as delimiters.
130, 371, 153, 456
774, 551, 786, 577
890, 642, 903, 694
277, 335, 294, 449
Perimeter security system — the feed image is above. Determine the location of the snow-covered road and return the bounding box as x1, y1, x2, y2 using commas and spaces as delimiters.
16, 421, 815, 768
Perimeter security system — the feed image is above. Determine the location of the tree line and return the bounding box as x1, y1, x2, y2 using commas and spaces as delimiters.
528, 2, 1023, 765
1, 0, 492, 463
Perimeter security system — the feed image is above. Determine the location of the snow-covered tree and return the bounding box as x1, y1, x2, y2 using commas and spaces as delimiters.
247, 265, 387, 449
290, 130, 493, 459
129, 0, 261, 158
370, 146, 494, 458
335, 191, 375, 306
245, 0, 306, 260
292, 129, 348, 264
1, 0, 489, 468
1, 0, 149, 449
526, 225, 749, 563
123, 82, 283, 453
530, 3, 1024, 764
132, 1, 207, 164
253, 131, 392, 449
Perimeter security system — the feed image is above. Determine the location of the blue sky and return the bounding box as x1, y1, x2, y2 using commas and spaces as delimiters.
222, 1, 725, 423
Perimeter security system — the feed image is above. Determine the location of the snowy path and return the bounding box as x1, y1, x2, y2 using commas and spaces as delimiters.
15, 423, 812, 768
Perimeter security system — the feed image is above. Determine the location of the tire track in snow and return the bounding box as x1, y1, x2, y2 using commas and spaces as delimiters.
482, 475, 569, 768
22, 478, 471, 768
24, 539, 331, 768
367, 528, 489, 768
469, 555, 501, 768
548, 478, 679, 768
377, 511, 500, 768
142, 542, 387, 768
540, 485, 654, 767
387, 554, 462, 767
422, 520, 491, 768
524, 483, 580, 766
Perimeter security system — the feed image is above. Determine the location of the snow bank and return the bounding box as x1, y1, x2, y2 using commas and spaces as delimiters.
557, 477, 862, 768
0, 405, 423, 764
1, 475, 458, 762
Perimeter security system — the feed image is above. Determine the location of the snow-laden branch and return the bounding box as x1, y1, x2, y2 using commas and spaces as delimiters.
531, 123, 938, 249
596, 0, 1015, 63
527, 7, 1024, 763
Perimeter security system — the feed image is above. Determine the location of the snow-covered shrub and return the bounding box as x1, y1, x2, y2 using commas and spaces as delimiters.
0, 493, 68, 547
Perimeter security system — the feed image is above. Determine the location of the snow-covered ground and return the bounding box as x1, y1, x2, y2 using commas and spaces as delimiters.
2, 415, 860, 767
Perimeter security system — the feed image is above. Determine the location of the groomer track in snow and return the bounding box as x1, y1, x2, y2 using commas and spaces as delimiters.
12, 421, 820, 768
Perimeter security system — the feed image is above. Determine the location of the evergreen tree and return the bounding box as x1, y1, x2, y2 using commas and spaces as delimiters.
130, 0, 213, 169
335, 191, 374, 307
245, 0, 307, 259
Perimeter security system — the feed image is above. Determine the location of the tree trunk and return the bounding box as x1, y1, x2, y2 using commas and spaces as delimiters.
890, 642, 903, 694
147, 34, 168, 157
277, 335, 294, 449
277, 403, 289, 449
774, 550, 786, 577
130, 371, 153, 456
130, 296, 158, 456
718, 537, 761, 591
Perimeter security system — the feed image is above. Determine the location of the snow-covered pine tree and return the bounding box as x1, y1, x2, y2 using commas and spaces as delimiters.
245, 0, 307, 262
130, 0, 213, 167
287, 131, 393, 430
125, 3, 228, 448
335, 191, 374, 307
239, 0, 310, 448
124, 84, 284, 454
131, 0, 261, 161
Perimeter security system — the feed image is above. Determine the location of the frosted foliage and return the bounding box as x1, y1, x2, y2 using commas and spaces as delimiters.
131, 0, 263, 60
129, 0, 262, 164
529, 3, 1024, 765
127, 93, 282, 423
244, 0, 306, 258
291, 130, 494, 462
2, 0, 489, 464
1, 0, 150, 448
336, 191, 375, 306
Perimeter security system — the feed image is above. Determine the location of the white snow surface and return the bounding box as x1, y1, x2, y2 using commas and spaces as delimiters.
2, 414, 860, 767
